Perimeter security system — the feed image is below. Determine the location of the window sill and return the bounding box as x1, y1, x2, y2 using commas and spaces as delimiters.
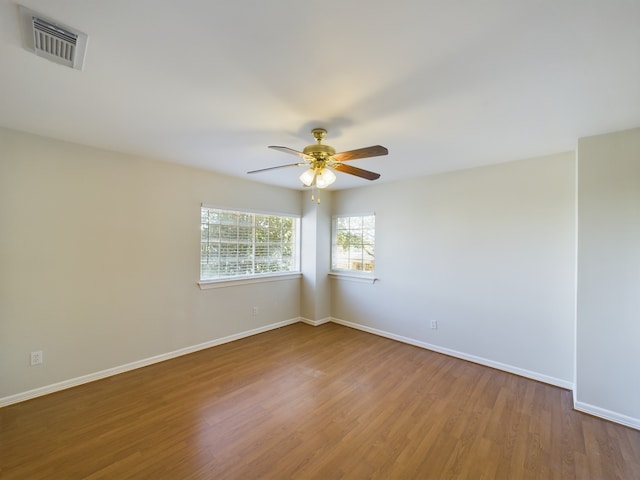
328, 272, 378, 284
198, 272, 302, 290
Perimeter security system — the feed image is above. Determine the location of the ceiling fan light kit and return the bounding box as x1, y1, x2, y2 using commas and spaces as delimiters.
248, 128, 388, 193
315, 168, 336, 188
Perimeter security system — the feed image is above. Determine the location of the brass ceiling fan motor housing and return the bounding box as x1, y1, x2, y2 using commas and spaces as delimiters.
303, 128, 336, 165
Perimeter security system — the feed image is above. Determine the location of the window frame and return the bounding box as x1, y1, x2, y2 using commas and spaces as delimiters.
198, 205, 301, 289
331, 213, 376, 277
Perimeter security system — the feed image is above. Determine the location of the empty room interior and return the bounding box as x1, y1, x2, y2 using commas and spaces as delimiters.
1, 0, 639, 478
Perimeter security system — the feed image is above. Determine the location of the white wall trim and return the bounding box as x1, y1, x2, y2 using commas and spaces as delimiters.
328, 272, 378, 284
574, 401, 640, 431
332, 316, 639, 430
330, 317, 575, 390
198, 272, 301, 289
7, 316, 637, 432
299, 316, 332, 327
0, 317, 300, 408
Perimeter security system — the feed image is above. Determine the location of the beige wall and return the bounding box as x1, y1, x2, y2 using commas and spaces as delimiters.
576, 127, 640, 427
299, 191, 332, 323
0, 127, 301, 401
331, 152, 577, 387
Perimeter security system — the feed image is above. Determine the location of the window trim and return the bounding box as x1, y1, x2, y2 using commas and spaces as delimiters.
198, 272, 302, 290
328, 272, 378, 284
200, 205, 301, 283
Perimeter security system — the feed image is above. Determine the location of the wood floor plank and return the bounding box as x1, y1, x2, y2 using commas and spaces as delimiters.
1, 322, 638, 479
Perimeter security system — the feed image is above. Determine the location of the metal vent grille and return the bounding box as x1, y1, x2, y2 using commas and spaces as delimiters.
20, 6, 88, 70
33, 17, 77, 67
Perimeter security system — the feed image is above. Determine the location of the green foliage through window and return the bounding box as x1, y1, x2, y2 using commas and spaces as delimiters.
201, 207, 299, 280
332, 214, 375, 273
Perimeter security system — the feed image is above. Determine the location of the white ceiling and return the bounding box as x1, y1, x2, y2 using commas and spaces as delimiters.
1, 0, 639, 190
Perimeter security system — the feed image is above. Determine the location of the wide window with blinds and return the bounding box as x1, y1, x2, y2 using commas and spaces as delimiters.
200, 207, 300, 281
332, 214, 375, 273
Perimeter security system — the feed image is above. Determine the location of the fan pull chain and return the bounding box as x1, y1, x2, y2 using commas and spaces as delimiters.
310, 185, 321, 204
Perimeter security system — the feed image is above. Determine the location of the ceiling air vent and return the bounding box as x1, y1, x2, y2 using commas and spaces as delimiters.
19, 6, 88, 70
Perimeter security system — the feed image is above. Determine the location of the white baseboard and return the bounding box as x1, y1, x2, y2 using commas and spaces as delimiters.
574, 401, 640, 431
5, 317, 637, 432
299, 316, 332, 327
0, 317, 300, 408
330, 318, 640, 431
330, 317, 574, 390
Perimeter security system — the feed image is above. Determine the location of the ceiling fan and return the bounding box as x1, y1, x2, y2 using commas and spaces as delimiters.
247, 128, 388, 188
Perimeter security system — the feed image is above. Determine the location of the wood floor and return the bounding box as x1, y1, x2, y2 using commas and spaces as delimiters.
1, 323, 639, 479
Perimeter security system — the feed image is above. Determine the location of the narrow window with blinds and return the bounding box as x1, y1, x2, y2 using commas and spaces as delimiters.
332, 214, 375, 273
200, 207, 300, 281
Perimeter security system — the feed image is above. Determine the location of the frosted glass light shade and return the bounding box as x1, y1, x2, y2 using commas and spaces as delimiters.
316, 168, 336, 188
299, 168, 316, 186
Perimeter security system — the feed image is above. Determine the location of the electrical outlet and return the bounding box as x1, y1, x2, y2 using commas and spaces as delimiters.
30, 350, 43, 366
430, 320, 438, 330
252, 306, 259, 316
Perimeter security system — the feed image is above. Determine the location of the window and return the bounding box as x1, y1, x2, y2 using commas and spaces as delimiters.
200, 207, 300, 281
332, 214, 375, 273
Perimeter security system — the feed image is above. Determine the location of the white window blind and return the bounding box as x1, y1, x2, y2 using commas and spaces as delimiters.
201, 207, 300, 281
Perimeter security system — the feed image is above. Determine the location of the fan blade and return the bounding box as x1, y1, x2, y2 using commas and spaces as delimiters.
268, 146, 314, 160
247, 163, 305, 174
332, 145, 388, 162
333, 163, 381, 180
